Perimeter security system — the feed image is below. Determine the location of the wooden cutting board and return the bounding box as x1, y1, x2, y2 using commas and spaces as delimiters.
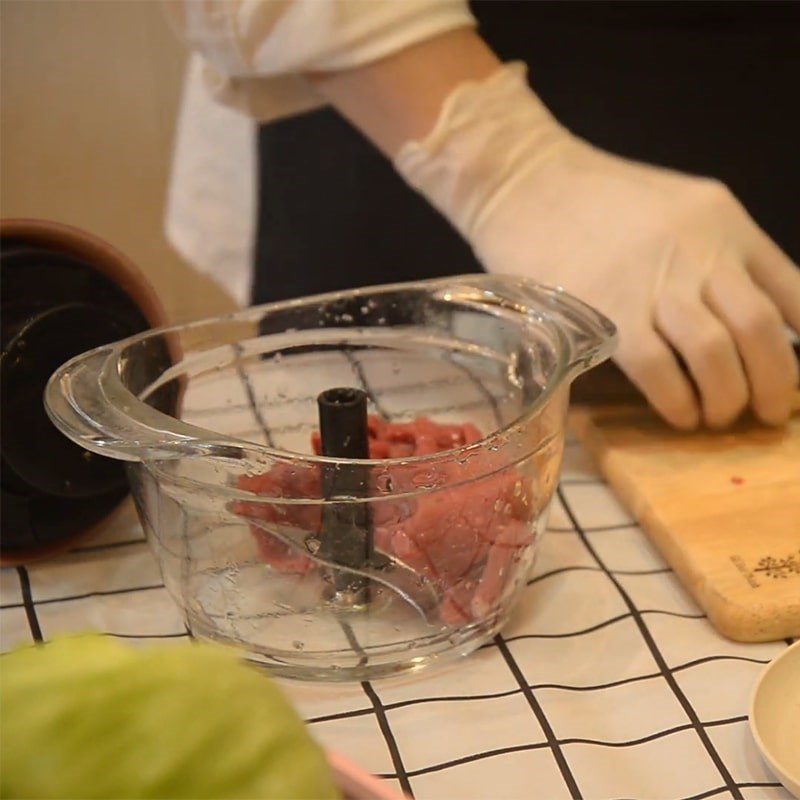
570, 403, 800, 642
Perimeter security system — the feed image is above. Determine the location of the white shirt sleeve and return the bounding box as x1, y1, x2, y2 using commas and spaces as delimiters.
164, 2, 475, 304
166, 0, 475, 121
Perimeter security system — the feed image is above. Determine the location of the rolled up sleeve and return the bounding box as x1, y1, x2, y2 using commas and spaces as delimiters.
164, 0, 475, 121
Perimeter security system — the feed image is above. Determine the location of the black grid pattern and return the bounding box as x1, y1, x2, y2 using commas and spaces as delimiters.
0, 353, 794, 800
557, 486, 741, 799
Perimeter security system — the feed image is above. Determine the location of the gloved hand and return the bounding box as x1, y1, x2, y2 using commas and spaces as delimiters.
396, 64, 800, 429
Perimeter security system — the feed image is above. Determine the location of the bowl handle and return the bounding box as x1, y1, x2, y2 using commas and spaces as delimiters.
45, 347, 216, 463
527, 280, 617, 378
476, 275, 618, 379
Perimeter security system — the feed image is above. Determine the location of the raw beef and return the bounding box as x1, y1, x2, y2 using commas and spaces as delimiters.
232, 416, 537, 623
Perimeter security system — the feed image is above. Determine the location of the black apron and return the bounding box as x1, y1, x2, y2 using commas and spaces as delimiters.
252, 1, 800, 305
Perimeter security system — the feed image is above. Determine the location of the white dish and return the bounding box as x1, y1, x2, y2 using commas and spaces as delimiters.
750, 640, 800, 798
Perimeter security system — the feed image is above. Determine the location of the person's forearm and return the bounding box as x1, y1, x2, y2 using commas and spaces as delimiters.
308, 28, 501, 157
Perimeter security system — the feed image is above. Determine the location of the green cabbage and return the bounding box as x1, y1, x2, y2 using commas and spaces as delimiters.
0, 635, 340, 799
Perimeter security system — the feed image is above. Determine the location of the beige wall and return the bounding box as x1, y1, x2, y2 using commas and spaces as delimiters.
0, 0, 235, 322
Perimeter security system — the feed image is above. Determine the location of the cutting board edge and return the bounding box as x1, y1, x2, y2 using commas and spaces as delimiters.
569, 409, 800, 643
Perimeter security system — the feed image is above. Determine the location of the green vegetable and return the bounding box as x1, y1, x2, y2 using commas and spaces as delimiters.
0, 635, 340, 799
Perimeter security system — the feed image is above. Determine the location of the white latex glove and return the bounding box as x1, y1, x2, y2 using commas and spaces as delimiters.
396, 65, 800, 429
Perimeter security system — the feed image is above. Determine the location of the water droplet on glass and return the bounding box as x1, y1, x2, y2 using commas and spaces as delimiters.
305, 537, 321, 554
411, 469, 437, 488
292, 640, 304, 650
376, 473, 394, 493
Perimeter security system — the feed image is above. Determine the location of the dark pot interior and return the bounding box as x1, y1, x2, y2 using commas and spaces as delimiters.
0, 219, 170, 565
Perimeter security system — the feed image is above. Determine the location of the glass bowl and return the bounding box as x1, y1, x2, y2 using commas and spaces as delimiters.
45, 275, 615, 681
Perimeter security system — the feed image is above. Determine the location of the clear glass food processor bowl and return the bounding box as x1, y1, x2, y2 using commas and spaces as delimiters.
46, 275, 615, 681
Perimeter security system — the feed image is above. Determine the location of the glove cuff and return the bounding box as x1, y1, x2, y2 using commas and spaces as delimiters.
394, 62, 567, 238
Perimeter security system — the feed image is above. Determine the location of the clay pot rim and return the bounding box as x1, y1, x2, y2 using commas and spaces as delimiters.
0, 218, 170, 331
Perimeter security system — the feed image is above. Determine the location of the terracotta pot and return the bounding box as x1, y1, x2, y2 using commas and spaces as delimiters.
0, 219, 170, 565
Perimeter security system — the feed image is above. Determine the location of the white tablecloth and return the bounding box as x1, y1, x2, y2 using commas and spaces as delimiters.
1, 438, 793, 800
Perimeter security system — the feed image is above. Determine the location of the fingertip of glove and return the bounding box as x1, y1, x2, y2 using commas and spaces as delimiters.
752, 403, 792, 428
664, 404, 701, 432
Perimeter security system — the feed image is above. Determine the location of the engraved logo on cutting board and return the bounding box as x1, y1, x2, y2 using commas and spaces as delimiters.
730, 550, 800, 588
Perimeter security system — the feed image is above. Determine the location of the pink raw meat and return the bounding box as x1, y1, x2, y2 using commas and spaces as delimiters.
232, 416, 538, 622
